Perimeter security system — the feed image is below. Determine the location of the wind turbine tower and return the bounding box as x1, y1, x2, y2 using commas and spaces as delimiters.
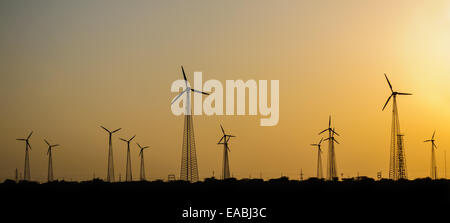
16, 131, 33, 181
424, 131, 438, 180
120, 135, 136, 182
382, 74, 412, 180
45, 139, 60, 182
136, 143, 150, 181
218, 124, 236, 180
319, 116, 340, 180
171, 66, 209, 182
311, 138, 324, 179
101, 126, 121, 182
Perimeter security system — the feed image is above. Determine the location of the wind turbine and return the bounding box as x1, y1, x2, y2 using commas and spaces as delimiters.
171, 66, 209, 182
136, 143, 150, 181
120, 135, 136, 182
311, 138, 324, 179
44, 139, 60, 182
217, 124, 236, 180
16, 131, 33, 181
101, 126, 121, 182
319, 116, 340, 180
424, 131, 438, 180
382, 73, 412, 180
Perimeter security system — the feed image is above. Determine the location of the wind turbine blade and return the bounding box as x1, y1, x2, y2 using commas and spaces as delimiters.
329, 116, 331, 128
424, 140, 431, 142
112, 128, 121, 133
334, 139, 340, 144
100, 126, 110, 133
220, 124, 225, 135
171, 90, 187, 105
311, 144, 318, 146
319, 138, 323, 145
229, 135, 236, 137
218, 136, 225, 144
181, 66, 187, 81
27, 131, 33, 140
136, 142, 142, 149
120, 138, 127, 142
397, 92, 412, 95
16, 139, 26, 141
27, 142, 32, 150
130, 135, 136, 141
44, 139, 50, 146
191, 88, 209, 95
432, 131, 435, 140
143, 146, 149, 149
318, 129, 328, 135
52, 144, 60, 147
382, 94, 393, 111
384, 73, 393, 93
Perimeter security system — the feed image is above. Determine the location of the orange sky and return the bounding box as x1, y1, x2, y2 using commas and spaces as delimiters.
0, 0, 449, 182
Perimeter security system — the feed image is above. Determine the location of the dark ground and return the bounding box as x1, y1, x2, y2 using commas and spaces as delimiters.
1, 177, 448, 222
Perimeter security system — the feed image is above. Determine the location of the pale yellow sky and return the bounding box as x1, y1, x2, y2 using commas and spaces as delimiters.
0, 0, 449, 181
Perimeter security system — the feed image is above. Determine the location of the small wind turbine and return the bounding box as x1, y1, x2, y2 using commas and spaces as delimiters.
218, 124, 236, 180
16, 131, 33, 181
44, 139, 60, 182
136, 143, 150, 181
311, 138, 324, 179
120, 135, 136, 182
101, 126, 121, 182
424, 131, 438, 180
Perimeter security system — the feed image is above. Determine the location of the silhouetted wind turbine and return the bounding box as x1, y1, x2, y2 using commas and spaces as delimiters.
16, 131, 33, 181
44, 139, 60, 182
382, 73, 412, 180
424, 131, 438, 180
101, 126, 121, 182
120, 135, 136, 182
218, 124, 236, 180
311, 138, 324, 179
136, 143, 150, 181
319, 116, 340, 180
171, 66, 209, 182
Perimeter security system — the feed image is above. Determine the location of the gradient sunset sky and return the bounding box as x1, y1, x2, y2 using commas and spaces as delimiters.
1, 0, 449, 181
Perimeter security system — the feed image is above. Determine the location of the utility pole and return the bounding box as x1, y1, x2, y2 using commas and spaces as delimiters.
300, 169, 304, 181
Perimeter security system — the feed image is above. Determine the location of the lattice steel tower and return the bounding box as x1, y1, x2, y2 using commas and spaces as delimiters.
424, 131, 438, 179
120, 135, 136, 182
382, 74, 411, 180
101, 126, 121, 182
319, 116, 340, 180
311, 138, 324, 179
171, 66, 209, 182
16, 131, 33, 181
218, 125, 236, 180
44, 139, 60, 182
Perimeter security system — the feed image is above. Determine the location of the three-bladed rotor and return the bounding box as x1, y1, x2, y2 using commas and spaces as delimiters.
44, 139, 60, 154
171, 66, 210, 105
424, 130, 437, 149
136, 143, 150, 156
17, 131, 33, 151
382, 73, 413, 111
120, 135, 136, 144
319, 116, 339, 136
218, 124, 236, 151
100, 126, 122, 134
311, 138, 324, 152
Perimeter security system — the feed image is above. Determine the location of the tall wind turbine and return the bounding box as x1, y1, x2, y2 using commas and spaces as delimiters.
311, 138, 324, 179
16, 131, 33, 181
101, 126, 121, 182
136, 143, 150, 181
44, 139, 60, 182
319, 116, 340, 180
424, 131, 438, 180
382, 73, 412, 180
120, 135, 136, 182
217, 124, 236, 180
171, 66, 209, 182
